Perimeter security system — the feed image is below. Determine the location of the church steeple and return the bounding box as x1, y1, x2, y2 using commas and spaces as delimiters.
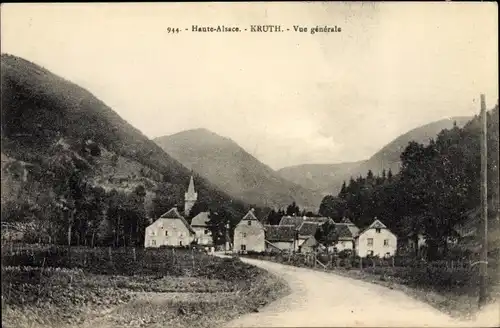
184, 175, 197, 216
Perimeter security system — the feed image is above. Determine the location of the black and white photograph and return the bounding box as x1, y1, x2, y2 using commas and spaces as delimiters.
1, 2, 499, 327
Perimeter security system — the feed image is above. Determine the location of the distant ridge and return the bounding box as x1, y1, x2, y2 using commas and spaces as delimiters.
277, 116, 472, 196
155, 128, 323, 211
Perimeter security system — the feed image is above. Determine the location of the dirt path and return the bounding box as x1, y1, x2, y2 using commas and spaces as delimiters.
224, 257, 499, 328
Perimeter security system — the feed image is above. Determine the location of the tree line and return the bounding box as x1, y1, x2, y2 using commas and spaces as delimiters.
318, 105, 499, 260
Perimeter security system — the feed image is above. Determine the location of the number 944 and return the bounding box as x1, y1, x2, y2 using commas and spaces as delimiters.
167, 27, 180, 33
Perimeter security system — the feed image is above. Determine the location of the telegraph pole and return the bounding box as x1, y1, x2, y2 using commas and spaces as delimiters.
478, 94, 488, 308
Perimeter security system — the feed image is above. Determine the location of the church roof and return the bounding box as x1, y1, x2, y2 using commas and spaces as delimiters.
187, 175, 196, 194
191, 211, 210, 227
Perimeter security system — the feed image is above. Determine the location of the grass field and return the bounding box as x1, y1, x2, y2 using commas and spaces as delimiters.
1, 244, 290, 328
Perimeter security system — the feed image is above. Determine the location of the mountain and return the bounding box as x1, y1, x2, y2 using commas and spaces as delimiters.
277, 162, 364, 192
1, 54, 250, 224
154, 129, 322, 211
277, 116, 472, 196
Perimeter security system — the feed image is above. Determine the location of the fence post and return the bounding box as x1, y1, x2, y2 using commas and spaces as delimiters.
392, 256, 395, 268
191, 248, 195, 271
360, 257, 363, 270
133, 248, 137, 262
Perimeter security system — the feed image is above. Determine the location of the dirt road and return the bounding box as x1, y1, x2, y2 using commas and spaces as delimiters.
224, 257, 498, 328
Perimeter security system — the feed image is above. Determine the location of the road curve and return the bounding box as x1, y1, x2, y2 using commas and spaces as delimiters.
224, 257, 497, 328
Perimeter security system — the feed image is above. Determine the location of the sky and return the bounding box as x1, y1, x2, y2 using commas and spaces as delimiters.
1, 2, 498, 170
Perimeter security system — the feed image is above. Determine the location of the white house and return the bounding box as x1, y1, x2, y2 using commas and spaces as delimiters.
190, 211, 213, 246
233, 209, 265, 253
144, 208, 195, 248
355, 219, 397, 257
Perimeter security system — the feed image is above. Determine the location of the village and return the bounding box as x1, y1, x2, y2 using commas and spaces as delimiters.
144, 175, 409, 259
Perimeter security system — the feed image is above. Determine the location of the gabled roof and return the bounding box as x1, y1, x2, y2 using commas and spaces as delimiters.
368, 219, 387, 230
279, 216, 304, 229
356, 219, 391, 238
301, 235, 318, 247
334, 224, 354, 240
191, 211, 210, 227
160, 207, 183, 219
340, 217, 354, 224
242, 209, 259, 221
265, 225, 296, 242
156, 207, 195, 234
298, 221, 321, 237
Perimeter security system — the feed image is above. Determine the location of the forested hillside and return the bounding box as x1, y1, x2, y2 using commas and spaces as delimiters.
319, 105, 499, 260
1, 54, 253, 246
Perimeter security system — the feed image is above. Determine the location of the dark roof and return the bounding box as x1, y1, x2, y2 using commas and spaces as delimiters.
191, 212, 210, 227
298, 221, 321, 237
334, 224, 354, 240
242, 209, 259, 221
279, 216, 304, 229
160, 208, 183, 219
158, 208, 195, 234
304, 217, 332, 224
265, 225, 296, 242
340, 217, 353, 224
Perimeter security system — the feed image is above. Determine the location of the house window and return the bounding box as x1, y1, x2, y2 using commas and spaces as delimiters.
241, 245, 246, 251
243, 233, 247, 238
204, 229, 209, 235
384, 239, 389, 246
367, 238, 373, 246
149, 230, 155, 236
376, 228, 381, 233
247, 220, 251, 226
368, 250, 374, 256
165, 231, 168, 236
180, 241, 183, 246
151, 239, 156, 246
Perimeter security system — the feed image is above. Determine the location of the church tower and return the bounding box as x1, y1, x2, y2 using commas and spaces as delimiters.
184, 175, 198, 216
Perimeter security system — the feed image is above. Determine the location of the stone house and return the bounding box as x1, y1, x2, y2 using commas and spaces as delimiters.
144, 208, 195, 248
264, 225, 297, 252
355, 219, 397, 257
190, 211, 212, 246
233, 209, 265, 253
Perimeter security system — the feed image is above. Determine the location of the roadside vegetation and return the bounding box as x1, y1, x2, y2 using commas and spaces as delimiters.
1, 244, 290, 328
240, 250, 499, 321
